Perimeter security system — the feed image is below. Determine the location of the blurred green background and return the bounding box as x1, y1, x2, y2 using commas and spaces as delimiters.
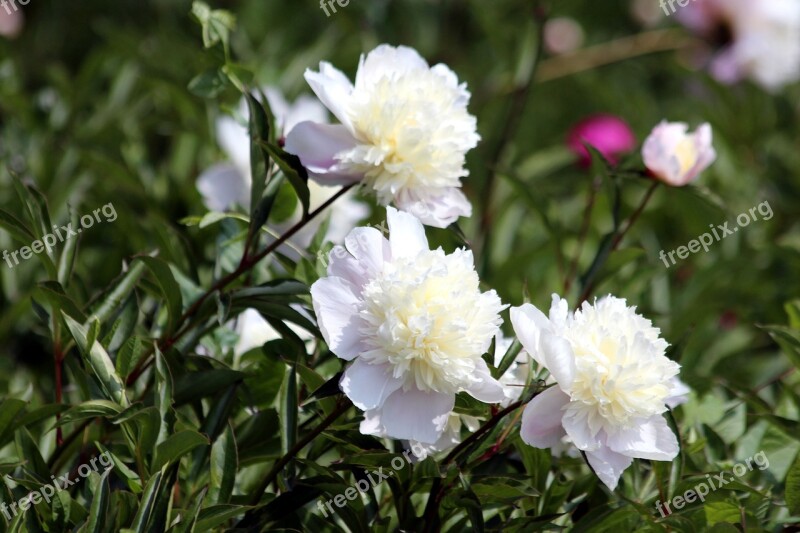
1, 0, 799, 529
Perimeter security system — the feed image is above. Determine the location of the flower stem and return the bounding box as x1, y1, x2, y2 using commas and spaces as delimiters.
247, 397, 352, 507
422, 400, 524, 532
125, 184, 355, 385
577, 180, 659, 305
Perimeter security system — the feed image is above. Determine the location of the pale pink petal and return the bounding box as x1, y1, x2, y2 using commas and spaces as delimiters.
379, 388, 455, 444
520, 387, 570, 448
196, 163, 250, 212
606, 416, 679, 461
310, 277, 365, 360
393, 187, 472, 229
344, 227, 389, 277
585, 447, 633, 490
340, 360, 403, 410
326, 245, 371, 295
284, 121, 361, 185
215, 103, 251, 176
304, 62, 355, 131
386, 206, 428, 259
463, 359, 505, 403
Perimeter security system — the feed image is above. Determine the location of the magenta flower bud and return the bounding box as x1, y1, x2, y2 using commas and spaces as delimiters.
566, 114, 637, 168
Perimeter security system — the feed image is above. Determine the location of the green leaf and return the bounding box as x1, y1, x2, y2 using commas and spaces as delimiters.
57, 205, 79, 286
188, 68, 229, 98
704, 500, 742, 526
209, 422, 237, 505
0, 208, 35, 243
154, 347, 175, 446
190, 1, 236, 52
136, 256, 184, 334
494, 338, 523, 378
84, 469, 111, 533
174, 369, 245, 406
56, 400, 124, 427
62, 314, 129, 407
245, 92, 271, 217
760, 324, 800, 370
129, 467, 165, 533
262, 142, 310, 218
15, 427, 50, 482
89, 260, 147, 326
785, 454, 800, 516
152, 430, 209, 471
280, 365, 298, 485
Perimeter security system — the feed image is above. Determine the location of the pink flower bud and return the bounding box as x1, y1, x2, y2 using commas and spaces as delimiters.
642, 121, 717, 186
566, 114, 636, 167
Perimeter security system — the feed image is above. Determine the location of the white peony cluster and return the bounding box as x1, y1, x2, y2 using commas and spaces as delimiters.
311, 207, 506, 445
511, 295, 687, 490
285, 45, 480, 228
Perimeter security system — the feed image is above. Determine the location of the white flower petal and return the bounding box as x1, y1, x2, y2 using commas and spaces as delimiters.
393, 187, 472, 229
354, 44, 430, 90
284, 121, 361, 185
305, 62, 355, 131
540, 333, 576, 388
463, 359, 505, 403
520, 387, 570, 448
386, 206, 428, 259
562, 406, 603, 451
665, 377, 691, 408
310, 277, 365, 360
606, 416, 679, 461
585, 447, 633, 491
344, 227, 389, 277
196, 163, 250, 212
510, 303, 551, 368
340, 359, 403, 410
379, 388, 455, 444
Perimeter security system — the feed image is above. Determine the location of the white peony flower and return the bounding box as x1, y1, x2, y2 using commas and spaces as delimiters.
285, 44, 480, 228
642, 121, 716, 187
677, 0, 800, 91
196, 88, 368, 244
511, 295, 683, 490
311, 207, 506, 444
